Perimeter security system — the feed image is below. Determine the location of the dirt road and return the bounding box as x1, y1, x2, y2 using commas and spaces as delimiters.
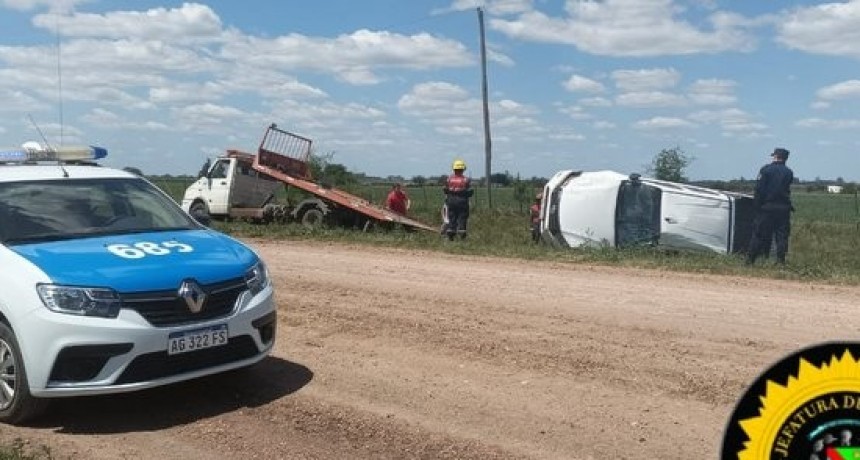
2, 240, 859, 459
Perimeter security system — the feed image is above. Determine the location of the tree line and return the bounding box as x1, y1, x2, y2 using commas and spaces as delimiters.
124, 147, 857, 195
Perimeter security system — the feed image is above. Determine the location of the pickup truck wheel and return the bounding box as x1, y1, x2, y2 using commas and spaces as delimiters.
301, 208, 325, 228
0, 322, 47, 425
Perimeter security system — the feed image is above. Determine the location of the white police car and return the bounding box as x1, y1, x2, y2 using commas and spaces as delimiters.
0, 144, 277, 424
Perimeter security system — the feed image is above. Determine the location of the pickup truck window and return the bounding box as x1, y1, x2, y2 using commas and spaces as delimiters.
615, 181, 661, 247
0, 178, 197, 244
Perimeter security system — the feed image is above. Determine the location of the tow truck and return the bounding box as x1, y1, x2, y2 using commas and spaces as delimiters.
181, 124, 435, 232
0, 143, 276, 424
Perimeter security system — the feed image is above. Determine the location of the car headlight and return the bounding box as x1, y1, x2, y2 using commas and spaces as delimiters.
37, 284, 121, 318
244, 261, 269, 296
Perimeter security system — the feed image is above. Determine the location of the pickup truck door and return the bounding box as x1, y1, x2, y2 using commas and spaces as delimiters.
659, 190, 731, 254
205, 158, 234, 215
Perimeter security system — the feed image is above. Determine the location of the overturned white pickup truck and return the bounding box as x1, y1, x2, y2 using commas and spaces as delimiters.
539, 170, 756, 254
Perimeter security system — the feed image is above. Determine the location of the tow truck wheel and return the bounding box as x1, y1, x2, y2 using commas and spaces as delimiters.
301, 208, 325, 228
189, 201, 211, 225
0, 322, 47, 425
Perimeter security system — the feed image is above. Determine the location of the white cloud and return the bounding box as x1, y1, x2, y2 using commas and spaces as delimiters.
0, 88, 50, 112
579, 97, 612, 107
221, 30, 473, 86
612, 68, 680, 91
687, 79, 736, 106
2, 0, 85, 12
336, 67, 382, 86
563, 74, 605, 93
488, 0, 533, 15
689, 108, 744, 124
397, 82, 483, 141
436, 125, 474, 136
217, 67, 328, 101
33, 3, 224, 44
0, 2, 854, 180
442, 0, 533, 15
497, 99, 537, 115
80, 107, 171, 131
78, 87, 153, 110
548, 132, 585, 141
616, 92, 687, 108
558, 105, 591, 120
170, 103, 248, 131
275, 100, 385, 125
720, 121, 768, 133
397, 81, 536, 141
488, 48, 515, 66
495, 115, 537, 128
149, 82, 226, 104
633, 116, 695, 130
398, 81, 534, 118
796, 117, 860, 129
0, 38, 218, 82
489, 0, 755, 57
689, 108, 768, 135
18, 121, 84, 145
777, 1, 860, 59
816, 80, 860, 100
398, 81, 473, 115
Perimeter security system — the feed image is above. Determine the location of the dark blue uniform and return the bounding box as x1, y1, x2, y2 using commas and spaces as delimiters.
747, 156, 794, 264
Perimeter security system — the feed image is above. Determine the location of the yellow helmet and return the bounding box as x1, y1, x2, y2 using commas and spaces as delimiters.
452, 159, 466, 171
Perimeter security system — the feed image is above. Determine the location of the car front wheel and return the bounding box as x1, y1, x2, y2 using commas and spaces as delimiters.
0, 322, 47, 425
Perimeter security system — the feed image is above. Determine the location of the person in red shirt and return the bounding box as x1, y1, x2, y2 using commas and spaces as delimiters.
443, 159, 473, 240
529, 192, 542, 243
385, 183, 410, 216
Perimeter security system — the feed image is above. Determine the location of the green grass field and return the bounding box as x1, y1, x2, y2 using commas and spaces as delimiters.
154, 178, 860, 284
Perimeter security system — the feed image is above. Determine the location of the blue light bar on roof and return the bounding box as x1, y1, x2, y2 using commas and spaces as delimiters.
0, 144, 108, 162
0, 149, 28, 162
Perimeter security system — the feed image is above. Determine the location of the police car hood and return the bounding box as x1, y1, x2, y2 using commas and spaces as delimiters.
8, 229, 257, 292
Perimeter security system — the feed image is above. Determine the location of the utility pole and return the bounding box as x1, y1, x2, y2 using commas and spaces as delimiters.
56, 13, 64, 145
477, 7, 493, 209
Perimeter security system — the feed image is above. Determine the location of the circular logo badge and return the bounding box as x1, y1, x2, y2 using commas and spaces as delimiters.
722, 342, 860, 459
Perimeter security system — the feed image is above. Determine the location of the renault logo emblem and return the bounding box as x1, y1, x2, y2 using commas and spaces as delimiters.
178, 279, 206, 313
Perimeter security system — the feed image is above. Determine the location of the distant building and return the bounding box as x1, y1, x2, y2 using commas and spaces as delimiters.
827, 185, 843, 194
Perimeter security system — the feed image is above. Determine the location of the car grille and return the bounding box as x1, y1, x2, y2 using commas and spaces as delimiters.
114, 335, 260, 384
121, 277, 247, 327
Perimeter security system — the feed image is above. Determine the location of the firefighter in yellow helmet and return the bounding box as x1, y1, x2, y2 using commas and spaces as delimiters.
443, 159, 473, 240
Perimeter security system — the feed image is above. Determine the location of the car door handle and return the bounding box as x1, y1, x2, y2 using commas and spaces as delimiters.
664, 217, 678, 224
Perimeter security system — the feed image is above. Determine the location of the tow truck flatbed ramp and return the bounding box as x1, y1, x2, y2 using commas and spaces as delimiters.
251, 124, 436, 233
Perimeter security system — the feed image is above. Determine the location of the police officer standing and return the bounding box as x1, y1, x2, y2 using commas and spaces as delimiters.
746, 147, 794, 265
444, 159, 473, 240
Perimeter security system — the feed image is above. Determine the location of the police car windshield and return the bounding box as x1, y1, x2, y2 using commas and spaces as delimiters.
0, 178, 197, 245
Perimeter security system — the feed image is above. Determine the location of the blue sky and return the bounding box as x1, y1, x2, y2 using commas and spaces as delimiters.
0, 0, 858, 181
